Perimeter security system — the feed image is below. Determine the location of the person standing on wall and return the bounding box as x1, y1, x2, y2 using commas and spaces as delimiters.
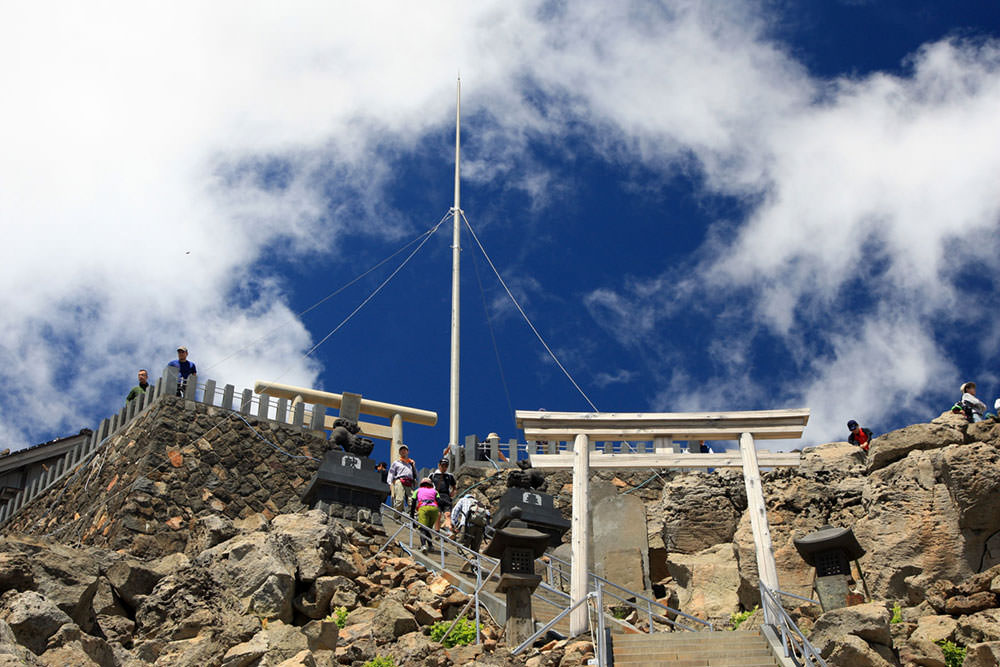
168, 346, 197, 397
386, 444, 417, 513
126, 369, 152, 403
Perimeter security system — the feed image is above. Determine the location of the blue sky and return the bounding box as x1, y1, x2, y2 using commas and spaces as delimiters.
2, 1, 999, 468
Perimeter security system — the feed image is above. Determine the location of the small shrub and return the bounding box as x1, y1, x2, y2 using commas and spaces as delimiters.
729, 605, 758, 631
610, 605, 631, 620
936, 640, 966, 667
430, 616, 477, 648
890, 602, 902, 624
328, 606, 349, 629
363, 657, 397, 667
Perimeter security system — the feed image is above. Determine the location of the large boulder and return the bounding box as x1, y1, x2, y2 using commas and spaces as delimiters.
371, 600, 418, 642
38, 622, 115, 667
222, 621, 309, 667
666, 543, 741, 623
0, 535, 101, 631
134, 565, 256, 648
652, 470, 747, 555
965, 641, 1000, 667
198, 531, 297, 621
0, 591, 73, 655
866, 422, 964, 472
269, 510, 344, 582
809, 602, 893, 664
856, 443, 1000, 599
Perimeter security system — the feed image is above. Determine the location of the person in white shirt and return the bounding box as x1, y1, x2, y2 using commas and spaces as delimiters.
961, 382, 988, 423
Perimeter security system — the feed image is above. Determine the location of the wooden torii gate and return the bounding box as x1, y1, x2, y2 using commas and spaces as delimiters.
516, 408, 810, 636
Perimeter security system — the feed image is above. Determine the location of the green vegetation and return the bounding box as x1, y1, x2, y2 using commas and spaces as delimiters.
327, 606, 349, 629
936, 640, 966, 667
890, 602, 902, 624
362, 656, 397, 667
729, 605, 758, 630
429, 616, 477, 648
610, 605, 631, 620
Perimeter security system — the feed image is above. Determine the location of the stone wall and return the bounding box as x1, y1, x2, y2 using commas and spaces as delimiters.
3, 396, 332, 558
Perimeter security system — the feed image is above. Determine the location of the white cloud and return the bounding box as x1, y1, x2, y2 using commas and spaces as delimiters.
2, 1, 998, 451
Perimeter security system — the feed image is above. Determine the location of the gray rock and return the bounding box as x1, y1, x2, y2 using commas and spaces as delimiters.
0, 536, 100, 631
809, 602, 892, 658
0, 619, 44, 665
293, 576, 347, 619
198, 531, 296, 621
665, 543, 740, 624
269, 510, 343, 582
372, 600, 418, 641
824, 633, 897, 666
301, 619, 338, 651
867, 422, 964, 472
186, 514, 237, 556
654, 470, 746, 555
956, 608, 1000, 645
106, 558, 165, 610
0, 591, 74, 655
964, 641, 1000, 667
42, 623, 115, 667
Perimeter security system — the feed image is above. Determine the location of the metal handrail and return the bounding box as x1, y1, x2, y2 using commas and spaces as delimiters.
759, 581, 828, 667
542, 549, 714, 631
512, 593, 594, 655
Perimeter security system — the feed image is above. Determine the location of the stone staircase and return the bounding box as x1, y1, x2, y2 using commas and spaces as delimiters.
612, 630, 782, 666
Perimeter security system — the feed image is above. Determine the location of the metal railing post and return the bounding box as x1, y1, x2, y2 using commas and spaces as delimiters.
596, 581, 607, 667
475, 552, 482, 645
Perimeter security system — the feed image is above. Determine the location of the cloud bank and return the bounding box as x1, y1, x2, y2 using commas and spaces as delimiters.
2, 1, 998, 450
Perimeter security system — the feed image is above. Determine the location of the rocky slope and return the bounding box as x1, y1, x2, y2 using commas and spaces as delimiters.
455, 413, 1000, 666
4, 402, 1000, 665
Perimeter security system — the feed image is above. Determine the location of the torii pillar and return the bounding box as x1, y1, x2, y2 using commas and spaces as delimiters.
517, 409, 810, 637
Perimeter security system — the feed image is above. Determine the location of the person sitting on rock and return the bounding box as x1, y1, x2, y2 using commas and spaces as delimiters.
409, 477, 440, 553
961, 382, 988, 423
847, 420, 874, 451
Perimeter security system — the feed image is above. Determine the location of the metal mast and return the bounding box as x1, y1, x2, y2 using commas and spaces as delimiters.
449, 77, 461, 453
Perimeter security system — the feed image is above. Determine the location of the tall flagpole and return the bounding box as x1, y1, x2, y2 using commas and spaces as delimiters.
449, 77, 461, 454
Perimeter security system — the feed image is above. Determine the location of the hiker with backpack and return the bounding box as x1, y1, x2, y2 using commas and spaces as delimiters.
451, 494, 491, 554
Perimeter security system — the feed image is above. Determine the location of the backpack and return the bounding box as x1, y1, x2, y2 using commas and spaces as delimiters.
952, 402, 973, 422
467, 502, 490, 528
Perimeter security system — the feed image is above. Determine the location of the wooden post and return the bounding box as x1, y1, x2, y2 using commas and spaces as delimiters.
570, 432, 590, 636
391, 413, 403, 453
739, 432, 780, 612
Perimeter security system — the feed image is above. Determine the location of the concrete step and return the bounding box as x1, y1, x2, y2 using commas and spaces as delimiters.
612, 631, 780, 667
615, 657, 780, 667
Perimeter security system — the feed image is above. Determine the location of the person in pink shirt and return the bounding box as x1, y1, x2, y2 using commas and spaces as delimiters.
410, 478, 440, 553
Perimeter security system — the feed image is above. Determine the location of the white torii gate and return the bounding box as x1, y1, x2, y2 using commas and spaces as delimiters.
516, 408, 810, 636
254, 381, 438, 451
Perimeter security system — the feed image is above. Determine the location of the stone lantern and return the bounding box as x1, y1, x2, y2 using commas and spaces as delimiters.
492, 464, 570, 547
484, 508, 551, 645
301, 418, 384, 524
793, 525, 867, 612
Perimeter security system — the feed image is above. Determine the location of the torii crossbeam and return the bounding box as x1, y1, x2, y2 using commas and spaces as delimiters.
516, 408, 810, 636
